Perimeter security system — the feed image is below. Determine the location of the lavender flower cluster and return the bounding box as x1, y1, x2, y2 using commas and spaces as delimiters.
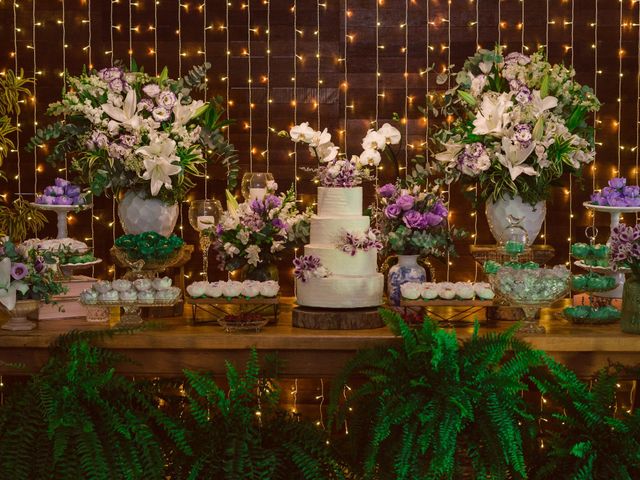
610, 223, 640, 272
35, 178, 84, 206
340, 229, 383, 256
590, 177, 640, 207
293, 255, 329, 282
379, 183, 448, 230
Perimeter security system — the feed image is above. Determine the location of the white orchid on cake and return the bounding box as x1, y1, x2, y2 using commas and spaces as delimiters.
282, 121, 401, 187
426, 47, 600, 205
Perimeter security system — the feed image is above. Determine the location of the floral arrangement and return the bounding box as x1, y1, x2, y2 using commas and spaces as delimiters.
293, 255, 330, 282
372, 181, 464, 257
0, 238, 65, 310
212, 187, 310, 274
27, 63, 237, 204
429, 47, 600, 205
35, 178, 85, 206
590, 178, 640, 207
610, 223, 640, 276
339, 228, 382, 256
282, 121, 401, 187
114, 231, 185, 262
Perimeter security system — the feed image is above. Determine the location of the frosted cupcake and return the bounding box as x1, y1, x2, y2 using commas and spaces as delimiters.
454, 282, 475, 300
137, 290, 155, 304
437, 282, 456, 300
98, 290, 119, 302
133, 278, 153, 292
241, 281, 261, 298
221, 281, 243, 298
112, 279, 132, 292
152, 276, 172, 291
400, 282, 422, 300
94, 280, 112, 294
119, 290, 137, 302
79, 289, 98, 304
259, 281, 280, 298
204, 282, 223, 298
421, 282, 439, 300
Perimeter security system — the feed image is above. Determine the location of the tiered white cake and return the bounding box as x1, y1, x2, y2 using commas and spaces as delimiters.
296, 187, 384, 308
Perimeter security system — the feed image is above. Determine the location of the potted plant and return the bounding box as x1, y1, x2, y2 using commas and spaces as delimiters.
211, 186, 310, 281
0, 238, 65, 330
27, 62, 237, 237
427, 47, 600, 244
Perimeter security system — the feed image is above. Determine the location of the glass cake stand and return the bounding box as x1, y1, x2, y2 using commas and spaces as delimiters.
30, 203, 93, 239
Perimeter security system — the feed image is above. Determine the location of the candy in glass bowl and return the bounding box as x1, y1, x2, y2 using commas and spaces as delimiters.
489, 266, 570, 334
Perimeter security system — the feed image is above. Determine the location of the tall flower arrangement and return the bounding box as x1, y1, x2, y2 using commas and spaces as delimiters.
211, 187, 310, 274
28, 63, 237, 204
427, 47, 600, 205
282, 122, 401, 187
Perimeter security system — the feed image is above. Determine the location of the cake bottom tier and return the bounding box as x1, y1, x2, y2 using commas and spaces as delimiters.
296, 273, 384, 309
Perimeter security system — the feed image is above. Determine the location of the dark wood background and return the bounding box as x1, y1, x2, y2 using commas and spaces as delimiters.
0, 0, 637, 292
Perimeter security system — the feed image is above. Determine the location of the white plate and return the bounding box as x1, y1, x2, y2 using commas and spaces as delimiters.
30, 202, 92, 212
574, 260, 629, 274
582, 202, 640, 213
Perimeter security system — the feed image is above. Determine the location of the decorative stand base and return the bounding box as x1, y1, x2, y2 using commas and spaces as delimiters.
1, 316, 36, 331
292, 306, 383, 330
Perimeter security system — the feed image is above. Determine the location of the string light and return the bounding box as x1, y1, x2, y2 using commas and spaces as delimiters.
568, 0, 575, 266
497, 0, 501, 46
13, 0, 21, 195
592, 0, 598, 229
293, 0, 298, 194
343, 0, 348, 150
617, 0, 623, 173
265, 0, 271, 171
178, 1, 182, 75
247, 0, 253, 172
128, 0, 133, 67
403, 0, 408, 173
636, 0, 639, 190
61, 0, 66, 182
32, 0, 38, 196
474, 0, 480, 280
316, 0, 321, 130
110, 0, 116, 276
521, 0, 525, 53
446, 0, 452, 281
87, 0, 96, 274
153, 0, 158, 75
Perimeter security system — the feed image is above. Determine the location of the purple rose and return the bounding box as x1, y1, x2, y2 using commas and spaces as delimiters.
609, 177, 626, 189
65, 185, 81, 198
624, 186, 640, 198
423, 212, 444, 227
384, 204, 402, 219
378, 183, 397, 199
402, 210, 425, 229
44, 185, 64, 197
432, 201, 448, 218
54, 195, 74, 206
264, 195, 282, 210
10, 262, 28, 280
35, 195, 55, 205
396, 194, 415, 211
54, 178, 70, 188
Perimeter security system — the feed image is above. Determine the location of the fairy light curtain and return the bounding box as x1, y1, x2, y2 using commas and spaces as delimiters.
0, 0, 636, 290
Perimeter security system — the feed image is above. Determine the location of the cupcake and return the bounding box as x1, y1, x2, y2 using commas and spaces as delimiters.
454, 282, 475, 300
187, 282, 208, 298
152, 276, 173, 291
204, 282, 223, 298
421, 282, 439, 300
133, 278, 153, 292
137, 290, 155, 304
221, 281, 243, 298
98, 290, 119, 302
400, 282, 422, 300
119, 290, 137, 302
259, 281, 280, 298
79, 289, 98, 304
437, 282, 456, 300
94, 280, 112, 294
112, 279, 132, 292
241, 281, 261, 298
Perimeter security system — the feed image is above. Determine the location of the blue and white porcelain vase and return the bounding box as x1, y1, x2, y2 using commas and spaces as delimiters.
387, 255, 427, 306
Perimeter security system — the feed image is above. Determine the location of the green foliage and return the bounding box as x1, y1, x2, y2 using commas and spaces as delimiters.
529, 361, 640, 479
172, 350, 347, 480
0, 329, 188, 480
0, 197, 47, 243
0, 69, 32, 170
330, 310, 545, 479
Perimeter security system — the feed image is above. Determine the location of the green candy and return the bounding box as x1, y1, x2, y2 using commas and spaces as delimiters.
571, 243, 590, 259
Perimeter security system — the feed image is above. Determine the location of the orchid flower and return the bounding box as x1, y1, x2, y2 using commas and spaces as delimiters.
496, 136, 537, 181
102, 88, 141, 131
472, 93, 513, 137
0, 258, 28, 311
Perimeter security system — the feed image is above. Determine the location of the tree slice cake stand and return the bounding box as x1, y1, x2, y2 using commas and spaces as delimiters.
292, 306, 384, 330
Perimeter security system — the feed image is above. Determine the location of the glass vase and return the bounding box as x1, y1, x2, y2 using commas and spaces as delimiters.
387, 255, 427, 306
621, 274, 640, 334
238, 263, 279, 282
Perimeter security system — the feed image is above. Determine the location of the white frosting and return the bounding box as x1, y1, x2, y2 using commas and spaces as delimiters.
309, 216, 370, 245
317, 187, 363, 217
296, 274, 384, 308
305, 245, 378, 276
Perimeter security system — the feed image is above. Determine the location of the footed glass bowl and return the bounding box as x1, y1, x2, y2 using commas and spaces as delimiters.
489, 266, 570, 334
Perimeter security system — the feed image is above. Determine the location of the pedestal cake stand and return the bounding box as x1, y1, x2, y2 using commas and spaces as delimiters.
30, 203, 92, 239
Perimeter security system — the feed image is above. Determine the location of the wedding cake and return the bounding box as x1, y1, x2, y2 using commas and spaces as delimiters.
296, 187, 384, 308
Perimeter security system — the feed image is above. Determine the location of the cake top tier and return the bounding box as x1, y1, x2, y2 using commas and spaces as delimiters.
317, 187, 363, 217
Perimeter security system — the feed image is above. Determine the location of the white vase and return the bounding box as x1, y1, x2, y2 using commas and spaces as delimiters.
485, 195, 546, 246
118, 190, 179, 237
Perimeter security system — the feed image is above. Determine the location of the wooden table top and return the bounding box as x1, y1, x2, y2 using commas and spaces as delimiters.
0, 298, 638, 376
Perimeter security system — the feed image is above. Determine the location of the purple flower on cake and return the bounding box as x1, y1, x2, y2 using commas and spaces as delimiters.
378, 183, 397, 199
293, 255, 329, 282
10, 263, 28, 280
384, 204, 402, 219
339, 228, 383, 256
396, 194, 415, 211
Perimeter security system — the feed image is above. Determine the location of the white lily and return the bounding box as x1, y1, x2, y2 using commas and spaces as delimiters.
434, 142, 463, 166
472, 93, 513, 137
102, 89, 141, 131
497, 136, 537, 181
173, 99, 206, 127
137, 135, 182, 196
0, 258, 28, 311
531, 90, 558, 116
